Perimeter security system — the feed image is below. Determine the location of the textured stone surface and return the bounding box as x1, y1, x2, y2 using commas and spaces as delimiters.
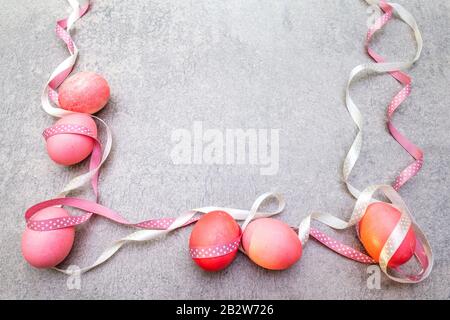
0, 0, 449, 299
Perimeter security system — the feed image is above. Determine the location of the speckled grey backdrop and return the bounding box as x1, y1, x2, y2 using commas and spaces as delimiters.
0, 0, 449, 299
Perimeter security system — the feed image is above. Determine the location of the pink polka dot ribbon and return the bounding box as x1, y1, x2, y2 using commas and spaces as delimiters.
309, 228, 375, 264
366, 1, 424, 190
136, 217, 200, 230
27, 213, 92, 231
43, 124, 95, 140
27, 212, 201, 232
190, 237, 242, 259
25, 197, 200, 231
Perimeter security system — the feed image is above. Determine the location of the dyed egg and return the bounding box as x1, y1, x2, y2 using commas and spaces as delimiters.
359, 202, 416, 268
242, 218, 302, 270
189, 211, 241, 272
46, 113, 97, 166
22, 207, 75, 268
58, 71, 110, 114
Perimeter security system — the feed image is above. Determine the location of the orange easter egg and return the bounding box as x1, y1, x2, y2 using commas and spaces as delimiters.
46, 113, 97, 166
189, 211, 241, 272
359, 202, 416, 268
242, 218, 302, 270
21, 207, 75, 268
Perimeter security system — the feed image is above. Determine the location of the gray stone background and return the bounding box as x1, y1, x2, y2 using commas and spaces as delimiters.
0, 0, 449, 299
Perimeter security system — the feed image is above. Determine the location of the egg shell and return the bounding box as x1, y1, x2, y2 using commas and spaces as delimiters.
242, 218, 302, 270
359, 202, 416, 268
22, 207, 75, 268
46, 113, 97, 166
189, 211, 241, 272
58, 71, 110, 114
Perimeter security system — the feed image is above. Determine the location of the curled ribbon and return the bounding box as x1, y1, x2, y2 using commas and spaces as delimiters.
366, 1, 424, 190
343, 0, 423, 197
41, 0, 111, 198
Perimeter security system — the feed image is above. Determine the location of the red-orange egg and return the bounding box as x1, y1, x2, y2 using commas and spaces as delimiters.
189, 211, 241, 272
359, 202, 416, 268
242, 218, 302, 270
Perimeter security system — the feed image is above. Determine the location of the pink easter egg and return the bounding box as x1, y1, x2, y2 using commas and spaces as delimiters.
22, 207, 75, 268
59, 71, 110, 114
46, 113, 97, 166
242, 218, 302, 270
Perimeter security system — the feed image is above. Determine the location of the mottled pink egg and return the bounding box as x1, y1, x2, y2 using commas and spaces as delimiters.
22, 207, 75, 268
46, 113, 97, 166
242, 218, 302, 270
58, 71, 110, 114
